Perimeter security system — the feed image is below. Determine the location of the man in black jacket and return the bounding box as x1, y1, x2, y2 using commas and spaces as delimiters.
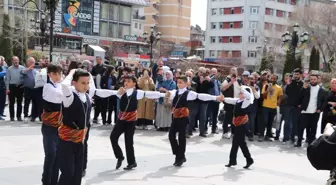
285, 68, 303, 143
296, 74, 325, 147
91, 56, 106, 124
189, 67, 214, 137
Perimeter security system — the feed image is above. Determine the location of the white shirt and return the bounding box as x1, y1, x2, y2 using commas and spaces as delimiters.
302, 85, 319, 114
168, 87, 217, 101
116, 88, 165, 100
42, 79, 63, 104
223, 87, 252, 109
62, 85, 119, 108
62, 69, 96, 98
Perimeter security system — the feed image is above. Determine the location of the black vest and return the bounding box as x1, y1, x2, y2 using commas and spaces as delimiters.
120, 90, 138, 112
234, 101, 249, 117
173, 90, 189, 108
222, 77, 242, 98
42, 81, 62, 112
62, 92, 91, 129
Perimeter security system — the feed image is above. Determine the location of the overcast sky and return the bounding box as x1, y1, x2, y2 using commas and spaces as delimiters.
191, 0, 207, 30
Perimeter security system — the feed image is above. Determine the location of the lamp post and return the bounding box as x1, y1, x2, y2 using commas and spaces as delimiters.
143, 26, 161, 65
281, 23, 309, 71
31, 13, 47, 52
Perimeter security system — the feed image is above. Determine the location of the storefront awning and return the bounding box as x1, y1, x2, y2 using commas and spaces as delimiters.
89, 45, 106, 53
112, 0, 148, 6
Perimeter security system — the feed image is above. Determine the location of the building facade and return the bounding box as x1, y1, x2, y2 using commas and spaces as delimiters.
144, 0, 192, 44
205, 0, 297, 70
0, 0, 150, 63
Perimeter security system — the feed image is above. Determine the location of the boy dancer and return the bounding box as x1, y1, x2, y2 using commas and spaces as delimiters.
58, 69, 119, 185
41, 64, 63, 185
165, 76, 224, 166
111, 75, 164, 170
223, 86, 254, 169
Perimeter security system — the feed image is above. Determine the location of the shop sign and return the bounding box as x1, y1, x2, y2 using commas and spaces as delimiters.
99, 40, 112, 46
124, 35, 143, 42
83, 38, 98, 45
128, 54, 140, 61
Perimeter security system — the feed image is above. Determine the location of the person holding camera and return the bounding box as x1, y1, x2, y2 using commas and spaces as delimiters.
189, 67, 214, 137
246, 75, 260, 141
259, 74, 283, 142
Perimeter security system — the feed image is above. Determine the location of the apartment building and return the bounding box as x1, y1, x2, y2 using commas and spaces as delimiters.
205, 0, 296, 70
144, 0, 192, 43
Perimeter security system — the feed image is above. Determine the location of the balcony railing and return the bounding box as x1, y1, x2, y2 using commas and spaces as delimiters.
133, 14, 146, 20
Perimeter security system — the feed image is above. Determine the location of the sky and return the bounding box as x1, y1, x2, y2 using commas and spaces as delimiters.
191, 0, 207, 30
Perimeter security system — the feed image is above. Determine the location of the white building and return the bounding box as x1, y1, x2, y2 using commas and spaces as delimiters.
205, 0, 297, 70
131, 7, 145, 37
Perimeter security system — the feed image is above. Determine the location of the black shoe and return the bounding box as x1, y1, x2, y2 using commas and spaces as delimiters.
173, 156, 187, 166
116, 158, 124, 170
199, 133, 207, 137
212, 130, 219, 134
248, 136, 254, 141
274, 137, 279, 141
123, 163, 137, 170
30, 118, 36, 122
294, 144, 302, 148
243, 158, 254, 169
10, 118, 14, 121
82, 170, 86, 177
92, 119, 98, 124
225, 161, 237, 167
174, 159, 184, 167
17, 118, 22, 122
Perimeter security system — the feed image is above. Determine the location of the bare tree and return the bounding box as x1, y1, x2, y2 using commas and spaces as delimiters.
293, 4, 336, 72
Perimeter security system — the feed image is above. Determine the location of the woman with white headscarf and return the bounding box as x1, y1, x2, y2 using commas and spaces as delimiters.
155, 70, 176, 131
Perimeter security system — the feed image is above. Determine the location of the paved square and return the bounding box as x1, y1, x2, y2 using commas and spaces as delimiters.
0, 121, 328, 185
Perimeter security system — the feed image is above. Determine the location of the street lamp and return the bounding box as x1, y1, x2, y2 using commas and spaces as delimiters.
31, 13, 48, 52
143, 26, 162, 65
282, 23, 309, 70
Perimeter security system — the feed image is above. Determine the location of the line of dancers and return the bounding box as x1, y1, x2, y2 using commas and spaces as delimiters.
40, 64, 254, 185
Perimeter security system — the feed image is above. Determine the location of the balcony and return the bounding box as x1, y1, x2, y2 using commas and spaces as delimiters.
133, 14, 146, 20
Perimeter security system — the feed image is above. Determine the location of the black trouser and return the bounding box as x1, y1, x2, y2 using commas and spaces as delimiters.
58, 139, 84, 185
101, 96, 116, 124
9, 84, 24, 119
229, 124, 252, 163
36, 87, 43, 120
169, 117, 188, 160
93, 96, 103, 121
83, 125, 90, 171
41, 124, 59, 185
297, 113, 320, 145
24, 87, 39, 118
223, 104, 234, 134
110, 120, 136, 165
259, 107, 277, 137
206, 101, 220, 132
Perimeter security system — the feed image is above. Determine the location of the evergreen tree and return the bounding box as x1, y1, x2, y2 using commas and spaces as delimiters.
259, 56, 268, 72
294, 56, 303, 70
309, 46, 320, 71
283, 52, 294, 80
0, 14, 13, 65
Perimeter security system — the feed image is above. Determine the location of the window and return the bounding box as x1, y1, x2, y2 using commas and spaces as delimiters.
118, 24, 131, 38
99, 21, 108, 37
269, 9, 274, 16
248, 36, 257, 43
139, 24, 142, 29
242, 7, 244, 13
211, 22, 216, 29
229, 37, 233, 43
109, 4, 119, 20
240, 22, 244, 28
219, 22, 223, 29
240, 37, 242, 43
230, 8, 234, 14
248, 51, 257, 58
249, 21, 258, 29
218, 36, 222, 43
100, 2, 109, 19
135, 23, 138, 29
229, 22, 234, 28
219, 8, 224, 15
109, 23, 118, 38
210, 36, 216, 43
250, 6, 259, 14
120, 5, 131, 22
210, 50, 216, 57
212, 8, 217, 15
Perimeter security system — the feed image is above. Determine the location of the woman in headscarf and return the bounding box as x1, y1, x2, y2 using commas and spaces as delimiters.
155, 70, 176, 131
136, 69, 155, 129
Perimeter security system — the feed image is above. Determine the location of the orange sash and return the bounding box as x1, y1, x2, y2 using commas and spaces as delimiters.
233, 115, 248, 127
58, 124, 87, 143
118, 111, 137, 121
41, 111, 62, 128
172, 107, 189, 118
